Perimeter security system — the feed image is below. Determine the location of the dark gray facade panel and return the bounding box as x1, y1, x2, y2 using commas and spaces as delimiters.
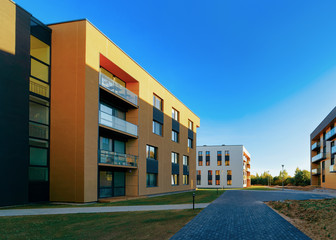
188, 129, 194, 140
172, 119, 180, 132
0, 6, 31, 206
153, 107, 164, 124
311, 106, 336, 140
183, 165, 189, 175
146, 158, 158, 174
172, 163, 179, 175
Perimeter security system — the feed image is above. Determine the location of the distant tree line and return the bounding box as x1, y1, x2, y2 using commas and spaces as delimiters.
251, 167, 310, 186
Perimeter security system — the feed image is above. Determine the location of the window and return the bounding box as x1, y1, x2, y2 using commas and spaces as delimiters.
171, 174, 179, 185
153, 121, 163, 136
332, 141, 335, 166
30, 147, 48, 166
172, 130, 178, 142
100, 103, 126, 120
29, 99, 49, 125
206, 151, 210, 166
225, 151, 230, 166
153, 94, 163, 111
322, 161, 325, 183
29, 167, 48, 182
146, 145, 158, 160
227, 170, 232, 185
147, 173, 158, 187
188, 138, 193, 148
171, 152, 179, 164
188, 120, 193, 131
183, 175, 189, 185
217, 151, 222, 166
208, 170, 212, 185
172, 108, 179, 121
183, 155, 189, 166
31, 58, 49, 83
198, 151, 203, 166
99, 137, 125, 154
197, 170, 201, 185
216, 170, 220, 185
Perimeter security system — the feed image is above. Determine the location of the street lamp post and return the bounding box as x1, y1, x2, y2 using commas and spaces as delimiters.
282, 165, 284, 191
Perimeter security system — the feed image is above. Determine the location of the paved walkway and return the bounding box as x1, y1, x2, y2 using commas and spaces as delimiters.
171, 190, 335, 240
0, 203, 209, 217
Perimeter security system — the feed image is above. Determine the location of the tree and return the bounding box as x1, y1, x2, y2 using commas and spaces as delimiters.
293, 167, 310, 186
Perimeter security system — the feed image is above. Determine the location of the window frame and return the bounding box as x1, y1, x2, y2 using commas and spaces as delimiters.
153, 94, 163, 111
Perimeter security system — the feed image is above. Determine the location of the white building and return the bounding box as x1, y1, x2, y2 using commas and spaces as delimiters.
196, 145, 251, 188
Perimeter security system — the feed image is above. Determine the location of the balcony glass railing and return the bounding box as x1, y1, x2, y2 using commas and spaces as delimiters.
99, 73, 138, 106
332, 145, 336, 154
326, 127, 336, 140
99, 150, 137, 167
99, 110, 138, 137
312, 152, 326, 162
330, 165, 336, 173
311, 142, 320, 151
312, 168, 321, 175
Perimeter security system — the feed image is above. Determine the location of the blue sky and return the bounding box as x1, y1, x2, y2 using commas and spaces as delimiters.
16, 0, 336, 176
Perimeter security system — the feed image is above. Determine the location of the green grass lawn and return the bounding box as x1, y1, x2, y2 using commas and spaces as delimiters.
1, 189, 225, 209
0, 209, 201, 240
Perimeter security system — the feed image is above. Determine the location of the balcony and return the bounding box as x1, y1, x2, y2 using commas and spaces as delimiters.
312, 168, 321, 175
99, 110, 137, 137
332, 145, 336, 154
312, 152, 326, 163
326, 127, 336, 141
99, 150, 137, 168
311, 142, 320, 151
99, 73, 138, 107
330, 165, 336, 173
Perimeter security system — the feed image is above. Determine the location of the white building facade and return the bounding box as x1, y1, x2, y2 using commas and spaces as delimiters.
196, 145, 251, 188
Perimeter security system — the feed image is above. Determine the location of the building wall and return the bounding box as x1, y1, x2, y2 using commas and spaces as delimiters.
0, 1, 31, 206
49, 20, 200, 202
49, 21, 88, 202
196, 145, 248, 188
85, 21, 200, 196
310, 108, 336, 190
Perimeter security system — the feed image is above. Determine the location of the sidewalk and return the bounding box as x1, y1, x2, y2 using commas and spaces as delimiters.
0, 203, 209, 217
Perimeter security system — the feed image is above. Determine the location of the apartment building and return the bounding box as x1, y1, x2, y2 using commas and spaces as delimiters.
310, 107, 336, 189
196, 145, 251, 188
0, 1, 200, 206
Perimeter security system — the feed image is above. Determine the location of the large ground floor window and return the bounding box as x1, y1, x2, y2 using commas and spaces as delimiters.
99, 169, 125, 198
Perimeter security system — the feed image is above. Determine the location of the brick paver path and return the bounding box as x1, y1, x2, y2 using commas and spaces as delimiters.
171, 190, 335, 240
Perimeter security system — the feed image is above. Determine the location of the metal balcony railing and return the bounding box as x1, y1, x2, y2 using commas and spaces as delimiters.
99, 110, 137, 137
30, 80, 49, 98
312, 152, 326, 163
326, 127, 336, 140
99, 73, 138, 106
312, 168, 321, 175
99, 150, 137, 167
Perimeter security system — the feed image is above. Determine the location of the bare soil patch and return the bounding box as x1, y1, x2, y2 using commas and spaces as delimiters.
267, 198, 336, 239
